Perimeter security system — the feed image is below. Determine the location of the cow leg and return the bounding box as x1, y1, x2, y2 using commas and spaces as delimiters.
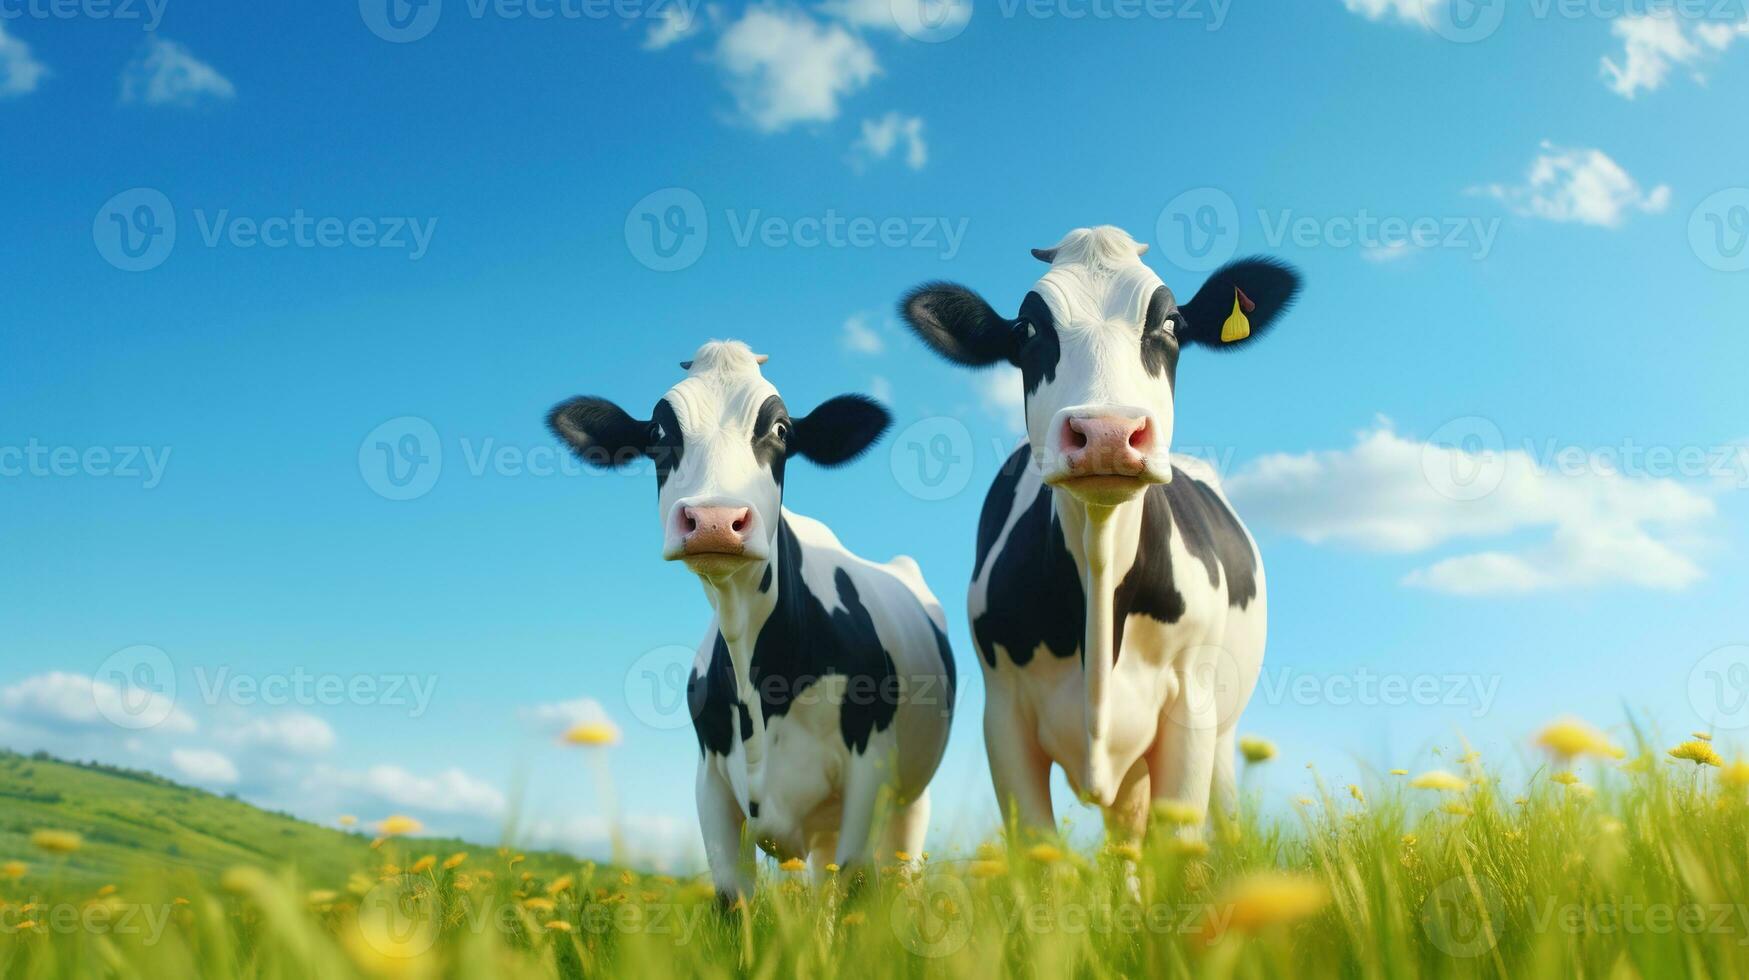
1211, 726, 1239, 820
1148, 689, 1218, 836
1104, 758, 1149, 901
984, 697, 1054, 839
834, 744, 895, 886
696, 762, 755, 904
883, 788, 930, 868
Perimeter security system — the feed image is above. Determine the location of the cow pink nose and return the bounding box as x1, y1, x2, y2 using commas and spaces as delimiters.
1061, 415, 1151, 477
681, 506, 752, 555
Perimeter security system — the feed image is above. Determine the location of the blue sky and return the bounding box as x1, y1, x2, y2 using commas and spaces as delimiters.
2, 0, 1747, 867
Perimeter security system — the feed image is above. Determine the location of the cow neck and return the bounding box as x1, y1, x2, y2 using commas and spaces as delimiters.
697, 516, 790, 766
1052, 486, 1150, 804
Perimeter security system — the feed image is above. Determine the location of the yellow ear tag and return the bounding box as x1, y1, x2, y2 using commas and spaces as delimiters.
1220, 289, 1251, 343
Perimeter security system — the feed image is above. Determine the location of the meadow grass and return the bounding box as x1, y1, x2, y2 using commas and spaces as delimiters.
4, 726, 1749, 979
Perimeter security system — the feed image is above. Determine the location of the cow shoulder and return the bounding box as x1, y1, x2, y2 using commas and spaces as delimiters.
973, 470, 1084, 669
689, 631, 752, 758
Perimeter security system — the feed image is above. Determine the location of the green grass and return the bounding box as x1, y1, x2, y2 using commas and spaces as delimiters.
4, 737, 1749, 978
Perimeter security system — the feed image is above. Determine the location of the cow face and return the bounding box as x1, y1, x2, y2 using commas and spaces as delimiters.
901, 226, 1300, 506
548, 340, 890, 578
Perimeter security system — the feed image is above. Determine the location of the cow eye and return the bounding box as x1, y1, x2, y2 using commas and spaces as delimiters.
772, 420, 791, 442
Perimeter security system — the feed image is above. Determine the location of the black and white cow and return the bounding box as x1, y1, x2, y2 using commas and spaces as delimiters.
899, 226, 1299, 845
546, 340, 956, 898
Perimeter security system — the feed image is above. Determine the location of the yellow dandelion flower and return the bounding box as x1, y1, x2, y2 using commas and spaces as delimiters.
442, 852, 468, 870
30, 830, 82, 855
337, 815, 358, 828
825, 863, 840, 873
894, 850, 912, 862
410, 856, 436, 874
1389, 769, 1408, 776
1670, 741, 1724, 767
1550, 771, 1579, 785
1720, 760, 1749, 787
1294, 796, 1314, 806
1567, 783, 1596, 800
545, 920, 573, 932
1026, 843, 1064, 864
375, 815, 423, 837
453, 874, 477, 892
308, 889, 339, 905
1693, 732, 1714, 742
2, 861, 26, 879
1107, 842, 1142, 862
1441, 801, 1472, 816
842, 911, 866, 925
1458, 750, 1481, 764
1536, 717, 1621, 760
1239, 736, 1277, 764
778, 858, 807, 873
508, 854, 525, 866
1347, 784, 1365, 803
171, 897, 190, 906
1169, 838, 1211, 858
523, 897, 556, 913
561, 721, 621, 747
970, 859, 1007, 878
1153, 799, 1201, 825
1410, 770, 1467, 792
546, 874, 575, 895
1400, 834, 1417, 847
1207, 872, 1329, 938
94, 884, 116, 898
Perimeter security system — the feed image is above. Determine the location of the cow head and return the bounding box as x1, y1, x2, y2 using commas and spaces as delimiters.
547, 340, 890, 579
901, 226, 1300, 506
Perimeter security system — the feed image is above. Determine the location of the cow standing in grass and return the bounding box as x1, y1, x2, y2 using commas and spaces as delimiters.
899, 227, 1300, 847
547, 341, 956, 900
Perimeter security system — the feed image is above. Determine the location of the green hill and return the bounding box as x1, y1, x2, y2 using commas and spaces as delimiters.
0, 748, 579, 889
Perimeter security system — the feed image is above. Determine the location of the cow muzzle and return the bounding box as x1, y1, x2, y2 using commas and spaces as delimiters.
1042, 408, 1169, 504
667, 500, 762, 574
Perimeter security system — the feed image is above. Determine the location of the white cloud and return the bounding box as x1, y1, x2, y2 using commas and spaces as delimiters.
851, 111, 927, 171
521, 812, 700, 871
1226, 421, 1716, 596
0, 23, 48, 99
643, 5, 703, 50
715, 7, 878, 132
823, 0, 971, 35
0, 672, 196, 735
316, 763, 507, 817
216, 712, 336, 756
1473, 141, 1670, 228
120, 38, 235, 107
1362, 241, 1417, 263
869, 375, 894, 404
170, 748, 239, 785
1339, 0, 1442, 27
1601, 11, 1748, 99
842, 313, 885, 354
518, 696, 616, 739
979, 365, 1024, 417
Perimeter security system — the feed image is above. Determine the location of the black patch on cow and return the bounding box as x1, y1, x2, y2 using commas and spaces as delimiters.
751, 394, 790, 486
1163, 470, 1259, 609
1110, 485, 1189, 657
973, 481, 1084, 668
649, 398, 684, 491
759, 563, 773, 594
1014, 291, 1060, 399
931, 619, 956, 702
1141, 286, 1182, 384
973, 444, 1030, 582
748, 801, 760, 818
688, 634, 739, 757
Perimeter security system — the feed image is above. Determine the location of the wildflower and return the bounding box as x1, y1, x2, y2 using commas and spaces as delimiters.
1153, 799, 1201, 825
1536, 717, 1621, 759
1239, 736, 1277, 764
443, 852, 468, 870
1550, 771, 1579, 785
1294, 796, 1314, 806
970, 859, 1007, 878
824, 863, 840, 873
1206, 872, 1329, 938
1169, 838, 1210, 858
1458, 750, 1481, 764
779, 858, 807, 873
523, 897, 556, 913
561, 720, 621, 747
308, 889, 339, 905
29, 830, 82, 855
220, 867, 270, 896
1565, 781, 1594, 798
545, 920, 573, 932
1693, 732, 1713, 742
1107, 842, 1142, 862
1348, 784, 1365, 803
547, 874, 575, 895
95, 884, 117, 898
894, 850, 912, 862
410, 856, 436, 874
172, 897, 190, 906
337, 815, 358, 828
453, 874, 477, 893
841, 911, 866, 925
1410, 770, 1468, 792
1026, 843, 1064, 864
1721, 760, 1749, 788
1669, 741, 1724, 767
1441, 802, 1472, 816
375, 815, 424, 837
1400, 834, 1417, 847
1389, 769, 1407, 776
2, 861, 25, 879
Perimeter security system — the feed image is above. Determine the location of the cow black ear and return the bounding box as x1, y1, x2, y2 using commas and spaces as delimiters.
791, 395, 891, 468
1176, 257, 1302, 351
899, 282, 1018, 367
547, 397, 651, 469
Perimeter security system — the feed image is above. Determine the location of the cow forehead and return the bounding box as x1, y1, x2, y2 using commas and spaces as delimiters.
1033, 260, 1170, 332
664, 371, 780, 437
